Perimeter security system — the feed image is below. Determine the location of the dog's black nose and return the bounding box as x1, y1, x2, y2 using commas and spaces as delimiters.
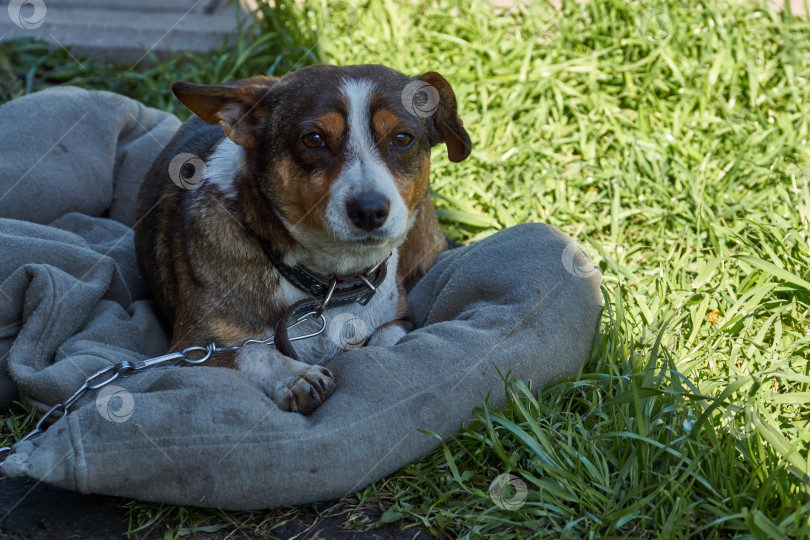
346, 192, 390, 231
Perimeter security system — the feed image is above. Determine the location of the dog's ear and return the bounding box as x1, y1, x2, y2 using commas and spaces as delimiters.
415, 72, 472, 162
172, 76, 278, 148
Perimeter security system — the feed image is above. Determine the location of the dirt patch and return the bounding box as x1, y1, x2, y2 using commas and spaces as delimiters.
0, 477, 129, 539
0, 477, 433, 539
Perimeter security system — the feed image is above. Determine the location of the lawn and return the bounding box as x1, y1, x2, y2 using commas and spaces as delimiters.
1, 0, 809, 537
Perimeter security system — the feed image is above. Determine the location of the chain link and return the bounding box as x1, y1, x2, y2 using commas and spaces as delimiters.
0, 312, 327, 457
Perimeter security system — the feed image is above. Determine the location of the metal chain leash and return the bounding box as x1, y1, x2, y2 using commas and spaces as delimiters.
0, 311, 327, 457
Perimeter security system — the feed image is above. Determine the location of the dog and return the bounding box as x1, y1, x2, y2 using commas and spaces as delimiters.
134, 64, 471, 414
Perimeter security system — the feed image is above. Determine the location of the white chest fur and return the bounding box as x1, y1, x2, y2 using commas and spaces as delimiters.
277, 249, 401, 363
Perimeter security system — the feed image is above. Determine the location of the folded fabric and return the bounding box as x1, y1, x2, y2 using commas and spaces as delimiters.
0, 87, 602, 510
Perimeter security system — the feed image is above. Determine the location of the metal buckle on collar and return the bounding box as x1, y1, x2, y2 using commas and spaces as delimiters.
350, 258, 385, 305
315, 279, 338, 318
354, 256, 386, 305
355, 281, 376, 306
314, 262, 382, 317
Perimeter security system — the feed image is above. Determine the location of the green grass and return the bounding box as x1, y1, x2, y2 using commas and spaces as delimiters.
2, 0, 810, 537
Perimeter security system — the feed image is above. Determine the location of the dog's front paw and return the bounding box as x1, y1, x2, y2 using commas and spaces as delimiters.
276, 365, 336, 414
237, 344, 337, 414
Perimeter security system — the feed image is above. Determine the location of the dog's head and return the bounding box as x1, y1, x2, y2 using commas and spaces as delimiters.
172, 64, 471, 274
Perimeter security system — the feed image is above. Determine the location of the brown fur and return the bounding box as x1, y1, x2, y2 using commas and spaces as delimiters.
134, 65, 471, 410
316, 112, 346, 148
272, 157, 337, 231
397, 194, 448, 290
372, 110, 402, 143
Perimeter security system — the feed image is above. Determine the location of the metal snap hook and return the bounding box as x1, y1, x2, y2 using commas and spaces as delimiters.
181, 344, 214, 365
288, 312, 327, 342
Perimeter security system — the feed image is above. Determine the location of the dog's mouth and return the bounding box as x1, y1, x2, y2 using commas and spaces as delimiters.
280, 225, 403, 276
358, 237, 386, 246
355, 231, 399, 245
331, 223, 406, 247
331, 236, 396, 256
346, 228, 409, 250
356, 237, 398, 248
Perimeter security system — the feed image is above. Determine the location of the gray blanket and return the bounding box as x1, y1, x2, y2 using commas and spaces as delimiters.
0, 87, 602, 510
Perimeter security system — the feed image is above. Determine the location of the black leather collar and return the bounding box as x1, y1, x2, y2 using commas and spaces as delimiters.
257, 237, 388, 309
256, 236, 391, 360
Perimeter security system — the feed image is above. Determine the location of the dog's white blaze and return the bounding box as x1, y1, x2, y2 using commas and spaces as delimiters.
343, 78, 376, 160
325, 78, 408, 242
205, 138, 244, 198
277, 248, 402, 362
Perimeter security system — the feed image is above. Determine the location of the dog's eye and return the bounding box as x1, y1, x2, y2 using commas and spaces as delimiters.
301, 132, 325, 148
390, 133, 414, 148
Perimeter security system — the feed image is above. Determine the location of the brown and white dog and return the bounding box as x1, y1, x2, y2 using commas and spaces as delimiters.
134, 64, 471, 414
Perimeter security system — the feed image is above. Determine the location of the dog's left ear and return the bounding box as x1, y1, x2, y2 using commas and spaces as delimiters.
172, 76, 278, 148
417, 72, 472, 162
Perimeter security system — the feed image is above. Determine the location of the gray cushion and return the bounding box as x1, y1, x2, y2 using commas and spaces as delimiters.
0, 87, 602, 510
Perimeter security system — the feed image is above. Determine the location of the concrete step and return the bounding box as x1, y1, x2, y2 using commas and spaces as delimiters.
43, 0, 226, 13
0, 0, 243, 66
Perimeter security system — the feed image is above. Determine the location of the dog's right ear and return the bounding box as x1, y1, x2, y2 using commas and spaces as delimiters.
172, 76, 278, 148
416, 72, 472, 163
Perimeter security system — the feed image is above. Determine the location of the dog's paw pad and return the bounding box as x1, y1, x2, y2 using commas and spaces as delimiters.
277, 366, 336, 414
